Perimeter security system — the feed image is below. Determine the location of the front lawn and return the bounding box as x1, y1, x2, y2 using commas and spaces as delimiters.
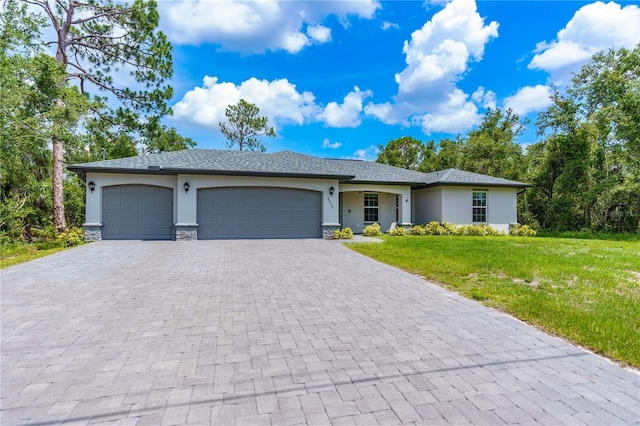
0, 240, 81, 269
349, 236, 640, 368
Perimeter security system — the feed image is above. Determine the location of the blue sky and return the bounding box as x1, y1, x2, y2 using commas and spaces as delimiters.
156, 0, 640, 160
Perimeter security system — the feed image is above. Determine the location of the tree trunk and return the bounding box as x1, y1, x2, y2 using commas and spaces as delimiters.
52, 139, 66, 232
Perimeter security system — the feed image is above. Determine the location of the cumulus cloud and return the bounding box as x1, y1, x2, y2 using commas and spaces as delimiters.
418, 89, 482, 134
173, 76, 319, 130
173, 77, 373, 131
322, 138, 342, 149
503, 85, 553, 116
160, 0, 379, 53
365, 0, 499, 134
471, 87, 496, 110
352, 145, 380, 161
320, 87, 372, 128
307, 25, 332, 44
529, 1, 640, 84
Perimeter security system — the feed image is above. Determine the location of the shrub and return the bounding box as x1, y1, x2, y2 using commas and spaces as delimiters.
333, 227, 354, 239
55, 227, 85, 247
388, 226, 407, 236
410, 225, 426, 235
456, 224, 503, 236
362, 223, 382, 237
511, 223, 537, 237
441, 222, 458, 235
422, 221, 445, 235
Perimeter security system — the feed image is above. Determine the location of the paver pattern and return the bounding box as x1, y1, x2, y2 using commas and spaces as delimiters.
1, 240, 639, 425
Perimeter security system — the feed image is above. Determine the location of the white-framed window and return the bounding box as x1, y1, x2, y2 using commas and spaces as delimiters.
472, 191, 487, 223
364, 193, 379, 222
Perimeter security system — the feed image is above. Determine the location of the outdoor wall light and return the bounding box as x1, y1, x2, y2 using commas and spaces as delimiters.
88, 181, 96, 192
184, 182, 190, 193
329, 186, 335, 196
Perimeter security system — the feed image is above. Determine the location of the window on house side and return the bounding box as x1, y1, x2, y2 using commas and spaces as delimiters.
472, 191, 487, 223
364, 193, 379, 222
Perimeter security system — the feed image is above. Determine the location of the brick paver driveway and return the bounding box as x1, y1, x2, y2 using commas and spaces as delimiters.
2, 240, 639, 425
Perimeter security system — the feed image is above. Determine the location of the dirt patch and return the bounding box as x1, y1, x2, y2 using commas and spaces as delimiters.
626, 270, 640, 284
513, 278, 540, 288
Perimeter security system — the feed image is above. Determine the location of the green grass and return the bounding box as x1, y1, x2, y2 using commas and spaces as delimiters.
0, 241, 79, 269
537, 230, 640, 242
349, 235, 640, 368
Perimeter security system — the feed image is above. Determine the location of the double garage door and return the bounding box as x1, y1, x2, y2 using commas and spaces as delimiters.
198, 187, 322, 239
101, 185, 322, 240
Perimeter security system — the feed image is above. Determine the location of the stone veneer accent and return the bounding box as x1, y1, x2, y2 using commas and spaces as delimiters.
84, 224, 102, 242
322, 224, 341, 239
175, 224, 198, 241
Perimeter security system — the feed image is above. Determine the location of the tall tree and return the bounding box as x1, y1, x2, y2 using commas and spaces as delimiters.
462, 108, 526, 181
219, 99, 275, 152
1, 2, 89, 238
376, 136, 425, 170
21, 0, 173, 232
434, 137, 464, 170
528, 45, 640, 232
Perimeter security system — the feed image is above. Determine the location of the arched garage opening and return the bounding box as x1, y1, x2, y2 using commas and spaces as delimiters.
197, 187, 322, 239
102, 185, 173, 240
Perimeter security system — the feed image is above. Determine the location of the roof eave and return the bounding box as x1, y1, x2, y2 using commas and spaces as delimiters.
67, 165, 355, 180
421, 181, 531, 189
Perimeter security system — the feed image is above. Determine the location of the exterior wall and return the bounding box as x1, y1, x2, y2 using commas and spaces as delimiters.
412, 187, 442, 225
339, 184, 412, 233
441, 187, 474, 225
485, 187, 518, 233
442, 186, 517, 233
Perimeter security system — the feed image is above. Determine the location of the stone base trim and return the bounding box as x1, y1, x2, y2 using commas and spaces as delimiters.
175, 223, 198, 241
83, 223, 102, 242
322, 223, 341, 239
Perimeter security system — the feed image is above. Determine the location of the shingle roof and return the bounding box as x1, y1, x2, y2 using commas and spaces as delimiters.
68, 149, 528, 188
421, 168, 529, 188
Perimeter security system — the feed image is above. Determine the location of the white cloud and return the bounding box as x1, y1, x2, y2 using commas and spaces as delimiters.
352, 145, 380, 161
321, 87, 372, 128
363, 102, 403, 125
307, 25, 331, 44
395, 0, 498, 100
160, 0, 379, 53
173, 76, 319, 130
471, 87, 496, 110
382, 21, 399, 31
173, 77, 374, 131
529, 1, 640, 84
322, 138, 342, 149
503, 85, 553, 116
418, 89, 482, 134
365, 0, 499, 135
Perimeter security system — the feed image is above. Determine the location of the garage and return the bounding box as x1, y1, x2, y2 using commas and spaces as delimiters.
197, 187, 322, 239
102, 185, 173, 240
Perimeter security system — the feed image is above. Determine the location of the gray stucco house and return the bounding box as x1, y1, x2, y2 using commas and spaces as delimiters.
68, 149, 529, 241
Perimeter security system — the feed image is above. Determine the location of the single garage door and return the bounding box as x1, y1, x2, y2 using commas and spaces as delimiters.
198, 187, 322, 239
102, 185, 173, 240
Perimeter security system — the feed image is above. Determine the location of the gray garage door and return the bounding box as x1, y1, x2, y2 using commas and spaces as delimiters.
198, 187, 322, 239
102, 185, 173, 240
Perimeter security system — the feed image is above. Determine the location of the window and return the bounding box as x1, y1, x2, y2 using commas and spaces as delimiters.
472, 191, 487, 223
364, 193, 379, 222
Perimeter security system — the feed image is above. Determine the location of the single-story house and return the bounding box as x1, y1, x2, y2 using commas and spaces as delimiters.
67, 149, 529, 241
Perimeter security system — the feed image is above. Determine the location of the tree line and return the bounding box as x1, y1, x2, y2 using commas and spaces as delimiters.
1, 0, 194, 241
376, 46, 639, 233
